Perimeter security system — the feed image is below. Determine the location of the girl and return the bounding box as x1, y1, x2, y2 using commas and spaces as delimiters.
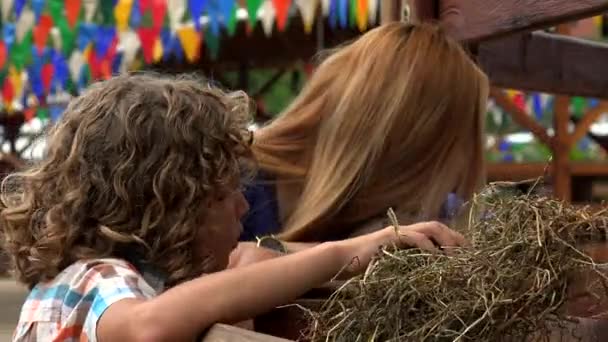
2, 74, 466, 341
243, 22, 489, 246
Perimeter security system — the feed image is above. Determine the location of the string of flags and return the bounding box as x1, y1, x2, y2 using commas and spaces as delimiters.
0, 0, 383, 120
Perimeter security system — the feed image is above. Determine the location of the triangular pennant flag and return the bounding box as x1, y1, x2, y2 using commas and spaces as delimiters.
3, 77, 14, 104
2, 0, 14, 22
152, 0, 167, 30
28, 65, 45, 101
112, 52, 123, 74
96, 26, 116, 57
118, 30, 140, 73
205, 29, 220, 60
153, 37, 163, 62
31, 0, 45, 21
24, 107, 36, 121
246, 0, 264, 27
259, 0, 275, 37
168, 0, 186, 31
13, 0, 25, 18
68, 50, 85, 82
160, 28, 172, 61
0, 42, 6, 69
272, 0, 291, 31
88, 50, 101, 79
100, 0, 115, 25
105, 37, 118, 61
532, 94, 543, 120
139, 0, 152, 13
37, 107, 49, 120
65, 0, 82, 27
226, 3, 238, 35
367, 0, 378, 25
349, 0, 357, 28
57, 18, 77, 56
169, 32, 184, 62
15, 8, 34, 43
83, 0, 98, 22
52, 50, 69, 89
321, 0, 330, 16
3, 24, 16, 49
130, 0, 142, 28
115, 0, 133, 31
41, 63, 54, 93
100, 59, 112, 79
328, 0, 338, 28
33, 14, 53, 54
206, 1, 222, 36
50, 23, 62, 51
296, 0, 318, 33
189, 0, 208, 30
177, 26, 201, 62
338, 0, 348, 28
137, 27, 159, 64
78, 23, 97, 51
48, 0, 63, 24
356, 0, 368, 31
9, 66, 22, 100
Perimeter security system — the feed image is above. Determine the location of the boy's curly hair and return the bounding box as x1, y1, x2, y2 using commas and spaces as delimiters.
0, 73, 254, 288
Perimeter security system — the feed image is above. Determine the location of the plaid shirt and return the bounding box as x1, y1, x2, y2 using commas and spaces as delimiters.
12, 258, 159, 342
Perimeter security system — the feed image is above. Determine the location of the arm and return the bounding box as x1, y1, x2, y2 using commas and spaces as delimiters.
98, 221, 466, 342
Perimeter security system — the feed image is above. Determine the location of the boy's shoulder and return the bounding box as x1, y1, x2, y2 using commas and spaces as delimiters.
14, 258, 158, 342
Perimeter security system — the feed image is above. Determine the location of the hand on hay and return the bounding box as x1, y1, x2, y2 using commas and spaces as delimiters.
341, 221, 468, 274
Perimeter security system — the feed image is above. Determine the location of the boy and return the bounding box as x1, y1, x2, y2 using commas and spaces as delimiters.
2, 74, 465, 341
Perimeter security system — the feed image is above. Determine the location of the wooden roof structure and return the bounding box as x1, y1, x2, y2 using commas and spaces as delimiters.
199, 1, 608, 340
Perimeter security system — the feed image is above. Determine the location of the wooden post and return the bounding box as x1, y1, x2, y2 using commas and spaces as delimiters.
381, 0, 403, 24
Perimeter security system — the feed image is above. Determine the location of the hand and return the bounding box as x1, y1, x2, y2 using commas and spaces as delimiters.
338, 221, 467, 274
228, 242, 283, 269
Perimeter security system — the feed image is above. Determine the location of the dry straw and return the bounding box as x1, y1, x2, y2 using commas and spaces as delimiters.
306, 181, 608, 341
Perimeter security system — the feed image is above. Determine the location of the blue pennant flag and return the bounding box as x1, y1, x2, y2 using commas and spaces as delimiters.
112, 52, 123, 74
328, 0, 338, 29
532, 94, 543, 120
96, 26, 116, 57
28, 65, 45, 101
3, 24, 16, 50
189, 0, 209, 31
589, 98, 600, 109
50, 104, 64, 122
32, 0, 45, 22
14, 0, 26, 19
160, 28, 173, 61
52, 51, 69, 89
171, 34, 184, 63
130, 0, 142, 28
338, 0, 349, 28
78, 23, 97, 51
498, 140, 510, 152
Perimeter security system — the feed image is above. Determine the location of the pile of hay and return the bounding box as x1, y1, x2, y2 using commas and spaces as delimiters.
306, 182, 608, 341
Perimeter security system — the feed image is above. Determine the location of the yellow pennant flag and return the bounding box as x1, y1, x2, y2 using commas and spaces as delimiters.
177, 27, 201, 63
115, 0, 133, 32
295, 0, 318, 34
356, 0, 368, 31
153, 38, 163, 63
83, 43, 93, 60
9, 66, 23, 100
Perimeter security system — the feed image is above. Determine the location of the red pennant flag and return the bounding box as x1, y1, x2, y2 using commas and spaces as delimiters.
24, 107, 36, 121
272, 0, 291, 31
140, 0, 152, 13
41, 64, 55, 93
65, 0, 82, 28
3, 78, 14, 104
100, 60, 112, 80
0, 42, 6, 70
152, 0, 167, 30
138, 27, 159, 64
514, 93, 526, 111
105, 37, 118, 62
33, 14, 54, 54
88, 51, 102, 79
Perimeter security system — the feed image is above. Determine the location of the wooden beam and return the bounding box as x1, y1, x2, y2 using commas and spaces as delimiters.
478, 32, 608, 99
407, 0, 438, 22
490, 88, 553, 147
570, 102, 608, 145
439, 0, 608, 42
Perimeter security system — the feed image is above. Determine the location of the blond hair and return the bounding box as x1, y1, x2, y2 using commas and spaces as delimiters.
253, 23, 489, 241
0, 74, 253, 288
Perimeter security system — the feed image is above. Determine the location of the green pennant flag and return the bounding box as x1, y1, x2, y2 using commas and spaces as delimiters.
226, 5, 238, 36
350, 0, 357, 28
49, 0, 64, 24
10, 30, 32, 70
572, 96, 586, 119
100, 0, 115, 25
37, 107, 49, 120
205, 29, 220, 61
57, 19, 77, 56
246, 0, 263, 27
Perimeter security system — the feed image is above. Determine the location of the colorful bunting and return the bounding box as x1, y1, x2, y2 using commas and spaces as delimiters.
138, 27, 159, 64
31, 0, 44, 21
356, 0, 368, 31
65, 0, 82, 28
115, 0, 133, 31
167, 0, 186, 31
0, 42, 6, 70
15, 8, 34, 43
260, 0, 276, 37
83, 0, 98, 22
246, 0, 264, 27
2, 0, 14, 22
33, 14, 53, 54
188, 0, 207, 30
